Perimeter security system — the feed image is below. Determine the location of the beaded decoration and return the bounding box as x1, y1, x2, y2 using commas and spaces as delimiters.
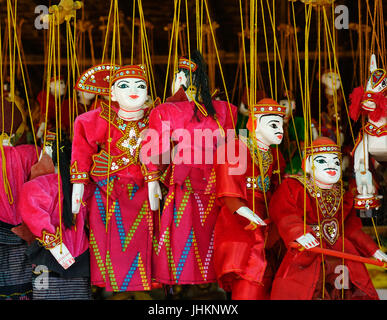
178, 57, 198, 72
364, 122, 387, 137
76, 63, 120, 96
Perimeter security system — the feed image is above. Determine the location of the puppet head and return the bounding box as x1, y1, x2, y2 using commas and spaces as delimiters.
279, 90, 296, 124
77, 90, 96, 105
49, 76, 66, 96
349, 54, 387, 122
303, 137, 341, 187
246, 98, 285, 148
172, 50, 215, 118
321, 69, 341, 94
239, 88, 267, 117
0, 86, 26, 146
110, 65, 148, 111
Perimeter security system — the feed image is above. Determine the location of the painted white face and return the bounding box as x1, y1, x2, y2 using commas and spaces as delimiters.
172, 70, 188, 95
255, 114, 284, 146
49, 79, 66, 96
307, 153, 341, 185
279, 99, 296, 123
111, 78, 148, 110
77, 91, 96, 101
321, 72, 341, 91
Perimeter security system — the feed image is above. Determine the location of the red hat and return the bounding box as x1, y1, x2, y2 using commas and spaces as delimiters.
301, 137, 341, 172
76, 63, 120, 96
111, 65, 148, 85
246, 98, 286, 132
178, 57, 197, 72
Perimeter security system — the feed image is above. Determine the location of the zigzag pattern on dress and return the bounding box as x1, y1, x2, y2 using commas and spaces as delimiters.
122, 201, 149, 252
120, 252, 150, 291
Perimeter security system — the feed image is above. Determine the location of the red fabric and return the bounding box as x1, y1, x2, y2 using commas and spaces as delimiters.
349, 86, 387, 122
349, 86, 365, 121
166, 87, 188, 103
145, 97, 238, 285
71, 101, 154, 291
18, 173, 90, 258
36, 90, 76, 132
269, 177, 379, 300
30, 153, 55, 180
143, 98, 238, 184
213, 138, 285, 296
231, 277, 270, 300
0, 145, 39, 226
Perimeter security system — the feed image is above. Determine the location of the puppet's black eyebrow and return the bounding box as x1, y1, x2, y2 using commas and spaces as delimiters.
135, 80, 146, 84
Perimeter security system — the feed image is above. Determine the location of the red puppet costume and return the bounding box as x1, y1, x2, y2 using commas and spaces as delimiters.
269, 137, 381, 300
142, 52, 237, 285
36, 76, 74, 134
213, 98, 286, 300
71, 64, 157, 292
0, 97, 39, 300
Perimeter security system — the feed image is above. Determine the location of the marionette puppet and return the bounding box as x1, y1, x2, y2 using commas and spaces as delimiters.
269, 137, 387, 300
213, 98, 285, 300
36, 76, 73, 139
71, 63, 161, 292
236, 88, 266, 131
349, 54, 387, 219
318, 69, 345, 145
18, 133, 92, 300
278, 90, 305, 175
0, 90, 39, 300
77, 90, 96, 114
141, 50, 237, 286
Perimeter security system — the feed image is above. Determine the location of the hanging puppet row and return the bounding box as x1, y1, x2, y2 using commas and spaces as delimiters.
1, 48, 386, 300
0, 0, 387, 301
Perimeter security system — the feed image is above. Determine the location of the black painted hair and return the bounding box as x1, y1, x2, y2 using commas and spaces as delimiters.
178, 50, 216, 119
51, 132, 73, 229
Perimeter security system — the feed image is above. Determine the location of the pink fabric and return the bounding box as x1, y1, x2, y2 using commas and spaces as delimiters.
147, 99, 237, 284
18, 173, 89, 258
0, 145, 38, 226
71, 102, 154, 291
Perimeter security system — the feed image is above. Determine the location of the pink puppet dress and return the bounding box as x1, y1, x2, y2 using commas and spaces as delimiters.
143, 53, 237, 285
71, 64, 156, 292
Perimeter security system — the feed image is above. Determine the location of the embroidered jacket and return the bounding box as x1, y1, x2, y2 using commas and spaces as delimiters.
269, 176, 379, 300
70, 101, 156, 185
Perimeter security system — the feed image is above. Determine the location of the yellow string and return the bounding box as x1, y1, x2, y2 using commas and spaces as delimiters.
4, 0, 38, 158
101, 0, 114, 64
162, 0, 180, 103
0, 134, 14, 204
131, 0, 136, 64
203, 0, 236, 131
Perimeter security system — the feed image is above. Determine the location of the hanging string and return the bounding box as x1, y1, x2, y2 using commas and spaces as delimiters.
131, 0, 136, 64
203, 0, 236, 131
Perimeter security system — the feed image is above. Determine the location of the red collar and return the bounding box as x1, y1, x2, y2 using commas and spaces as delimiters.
166, 87, 189, 103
